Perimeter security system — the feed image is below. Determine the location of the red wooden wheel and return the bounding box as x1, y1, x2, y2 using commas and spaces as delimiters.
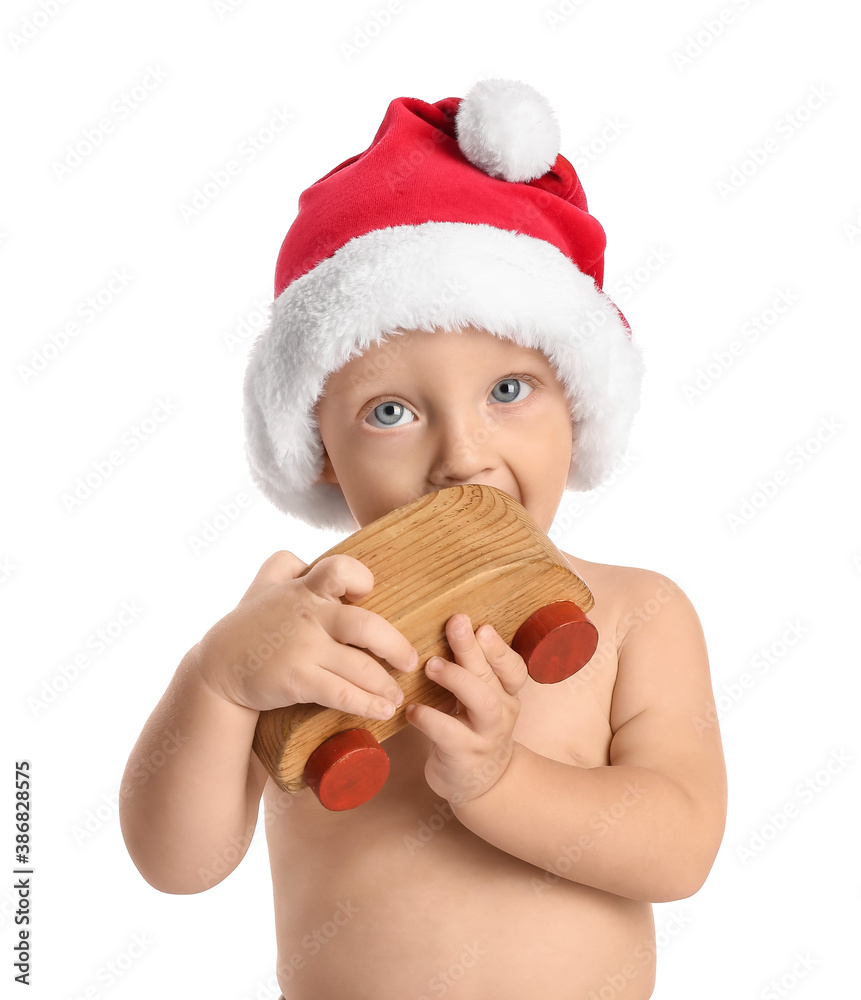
512, 600, 599, 684
304, 728, 391, 810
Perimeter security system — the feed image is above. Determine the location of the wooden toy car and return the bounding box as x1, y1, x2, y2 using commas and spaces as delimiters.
252, 484, 598, 810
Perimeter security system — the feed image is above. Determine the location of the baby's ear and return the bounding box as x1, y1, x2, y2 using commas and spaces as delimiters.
316, 448, 340, 487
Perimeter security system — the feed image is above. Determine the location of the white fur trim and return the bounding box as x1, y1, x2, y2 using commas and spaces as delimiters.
455, 79, 560, 182
243, 222, 644, 532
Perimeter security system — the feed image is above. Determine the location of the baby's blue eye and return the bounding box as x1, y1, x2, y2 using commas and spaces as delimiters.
366, 401, 415, 428
365, 379, 533, 428
491, 378, 533, 403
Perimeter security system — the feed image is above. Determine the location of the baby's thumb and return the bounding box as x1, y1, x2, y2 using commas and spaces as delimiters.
302, 553, 375, 605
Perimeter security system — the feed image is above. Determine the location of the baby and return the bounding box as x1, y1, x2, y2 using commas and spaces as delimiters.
120, 79, 727, 999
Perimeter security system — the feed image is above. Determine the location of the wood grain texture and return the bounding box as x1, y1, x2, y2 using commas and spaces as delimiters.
252, 485, 595, 794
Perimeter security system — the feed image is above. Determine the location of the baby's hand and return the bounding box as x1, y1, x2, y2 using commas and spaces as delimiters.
405, 614, 528, 805
196, 551, 418, 720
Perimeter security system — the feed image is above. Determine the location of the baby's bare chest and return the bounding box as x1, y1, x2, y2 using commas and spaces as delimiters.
262, 627, 630, 993
264, 679, 644, 999
514, 570, 620, 765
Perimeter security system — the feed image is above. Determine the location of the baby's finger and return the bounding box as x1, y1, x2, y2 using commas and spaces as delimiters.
404, 700, 465, 749
302, 553, 375, 605
446, 614, 496, 681
296, 645, 403, 720
425, 657, 502, 733
327, 603, 419, 675
476, 625, 529, 696
243, 550, 308, 597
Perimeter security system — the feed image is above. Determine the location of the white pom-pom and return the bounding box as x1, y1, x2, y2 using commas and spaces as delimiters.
455, 78, 561, 183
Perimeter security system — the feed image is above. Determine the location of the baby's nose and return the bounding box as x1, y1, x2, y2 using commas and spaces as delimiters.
428, 413, 500, 487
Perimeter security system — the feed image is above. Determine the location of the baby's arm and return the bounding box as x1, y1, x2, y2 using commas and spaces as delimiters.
119, 551, 417, 894
424, 569, 727, 902
119, 643, 267, 894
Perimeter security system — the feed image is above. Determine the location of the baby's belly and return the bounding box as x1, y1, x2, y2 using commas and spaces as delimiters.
264, 728, 656, 1000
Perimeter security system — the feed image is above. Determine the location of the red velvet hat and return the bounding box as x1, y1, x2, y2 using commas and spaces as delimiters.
244, 79, 643, 531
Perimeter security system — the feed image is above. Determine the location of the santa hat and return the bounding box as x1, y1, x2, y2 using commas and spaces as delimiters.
243, 79, 644, 532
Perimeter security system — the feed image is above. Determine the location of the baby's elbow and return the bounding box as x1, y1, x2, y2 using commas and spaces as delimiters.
158, 880, 223, 896
649, 795, 726, 902
648, 849, 720, 903
142, 874, 199, 896
133, 860, 231, 896
647, 868, 708, 903
121, 830, 237, 895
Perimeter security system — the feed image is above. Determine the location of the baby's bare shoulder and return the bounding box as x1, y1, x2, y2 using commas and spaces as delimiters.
560, 554, 705, 666
562, 552, 672, 588
561, 552, 690, 629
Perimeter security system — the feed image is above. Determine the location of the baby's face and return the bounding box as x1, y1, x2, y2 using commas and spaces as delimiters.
314, 325, 574, 533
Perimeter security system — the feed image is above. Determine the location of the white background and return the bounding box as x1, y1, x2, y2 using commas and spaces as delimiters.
3, 0, 860, 997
